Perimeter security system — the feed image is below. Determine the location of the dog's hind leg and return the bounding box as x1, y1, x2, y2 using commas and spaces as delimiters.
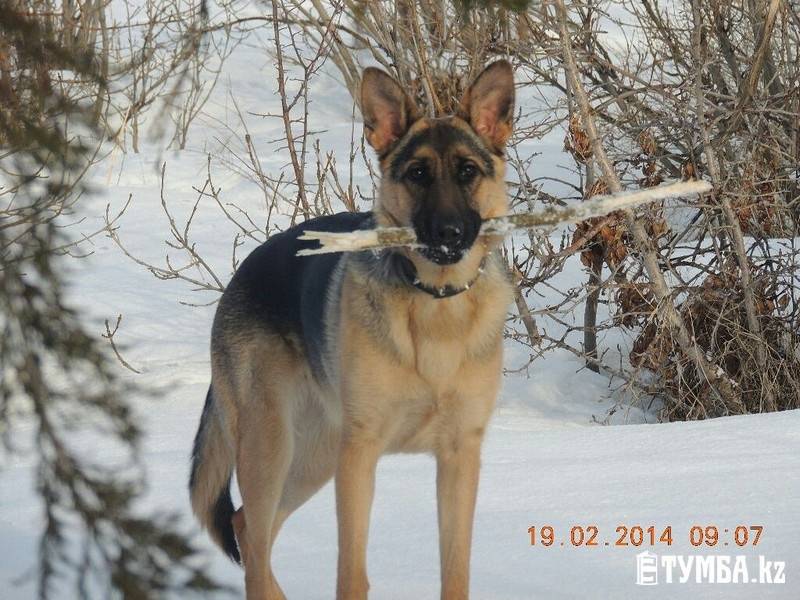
235, 386, 339, 598
232, 506, 290, 590
236, 395, 294, 600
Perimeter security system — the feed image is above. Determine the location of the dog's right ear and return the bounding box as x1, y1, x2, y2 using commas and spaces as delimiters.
360, 68, 421, 156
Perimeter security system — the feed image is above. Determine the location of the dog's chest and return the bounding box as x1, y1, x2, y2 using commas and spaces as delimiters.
381, 342, 503, 453
337, 271, 511, 453
387, 389, 465, 453
385, 291, 498, 382
378, 293, 505, 452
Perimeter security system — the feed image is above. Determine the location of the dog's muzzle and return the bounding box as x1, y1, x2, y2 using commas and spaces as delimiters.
415, 209, 481, 265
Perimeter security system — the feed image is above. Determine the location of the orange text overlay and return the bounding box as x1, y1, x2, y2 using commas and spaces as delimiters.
527, 525, 764, 548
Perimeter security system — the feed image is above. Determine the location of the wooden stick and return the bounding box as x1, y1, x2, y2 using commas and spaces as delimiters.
296, 179, 711, 256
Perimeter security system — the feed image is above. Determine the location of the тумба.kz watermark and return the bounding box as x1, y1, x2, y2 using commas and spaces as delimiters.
636, 551, 786, 585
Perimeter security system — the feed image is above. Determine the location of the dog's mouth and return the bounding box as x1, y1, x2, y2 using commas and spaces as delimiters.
417, 244, 466, 265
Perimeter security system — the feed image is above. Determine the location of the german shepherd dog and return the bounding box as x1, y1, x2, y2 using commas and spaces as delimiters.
189, 60, 515, 599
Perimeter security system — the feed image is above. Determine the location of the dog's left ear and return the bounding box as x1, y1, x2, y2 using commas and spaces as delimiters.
458, 60, 515, 152
361, 67, 421, 156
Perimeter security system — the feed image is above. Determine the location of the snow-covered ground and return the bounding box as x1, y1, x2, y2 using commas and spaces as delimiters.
1, 18, 798, 600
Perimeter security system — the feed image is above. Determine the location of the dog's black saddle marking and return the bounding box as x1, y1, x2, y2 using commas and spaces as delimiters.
223, 211, 373, 377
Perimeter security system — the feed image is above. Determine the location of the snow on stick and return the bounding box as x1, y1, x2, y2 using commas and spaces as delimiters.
296, 179, 712, 256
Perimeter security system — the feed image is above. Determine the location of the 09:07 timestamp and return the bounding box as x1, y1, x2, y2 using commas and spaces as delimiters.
527, 525, 764, 548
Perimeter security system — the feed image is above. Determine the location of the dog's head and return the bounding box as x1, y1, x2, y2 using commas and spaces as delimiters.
361, 61, 514, 266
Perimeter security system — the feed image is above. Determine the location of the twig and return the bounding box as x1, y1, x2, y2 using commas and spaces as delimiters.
722, 0, 782, 137
102, 315, 142, 374
271, 0, 310, 223
296, 180, 712, 255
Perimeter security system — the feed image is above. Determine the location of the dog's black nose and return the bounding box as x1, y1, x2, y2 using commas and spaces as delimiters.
436, 223, 463, 245
414, 208, 481, 264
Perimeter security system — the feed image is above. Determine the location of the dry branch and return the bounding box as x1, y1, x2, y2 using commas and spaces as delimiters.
691, 0, 776, 410
296, 180, 711, 255
553, 0, 742, 411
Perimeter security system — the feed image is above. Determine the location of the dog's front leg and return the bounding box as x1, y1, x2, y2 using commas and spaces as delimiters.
436, 432, 483, 600
336, 435, 380, 600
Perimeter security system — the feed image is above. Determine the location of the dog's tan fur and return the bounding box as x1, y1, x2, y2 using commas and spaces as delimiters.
190, 60, 515, 600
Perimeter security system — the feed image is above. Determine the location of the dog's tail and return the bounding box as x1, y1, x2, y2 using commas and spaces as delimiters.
189, 385, 240, 563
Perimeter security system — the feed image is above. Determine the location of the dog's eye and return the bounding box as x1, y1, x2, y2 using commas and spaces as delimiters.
406, 164, 429, 184
458, 163, 478, 184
